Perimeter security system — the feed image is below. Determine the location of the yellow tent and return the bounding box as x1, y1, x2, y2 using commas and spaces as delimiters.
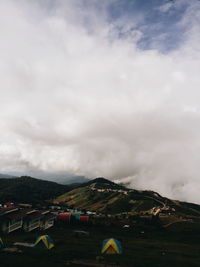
34, 235, 54, 249
101, 238, 122, 254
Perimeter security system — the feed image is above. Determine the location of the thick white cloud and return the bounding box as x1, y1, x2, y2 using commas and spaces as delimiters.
0, 0, 200, 203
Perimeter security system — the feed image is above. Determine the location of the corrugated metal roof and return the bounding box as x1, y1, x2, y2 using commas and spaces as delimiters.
0, 207, 18, 215
4, 210, 27, 220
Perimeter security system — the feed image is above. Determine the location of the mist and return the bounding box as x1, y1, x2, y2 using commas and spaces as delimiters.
0, 0, 200, 203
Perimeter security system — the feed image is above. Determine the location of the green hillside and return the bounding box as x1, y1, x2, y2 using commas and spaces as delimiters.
56, 188, 160, 214
54, 178, 200, 217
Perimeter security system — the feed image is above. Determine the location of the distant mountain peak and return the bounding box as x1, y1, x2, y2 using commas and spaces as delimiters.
89, 177, 114, 184
85, 177, 125, 190
0, 173, 17, 179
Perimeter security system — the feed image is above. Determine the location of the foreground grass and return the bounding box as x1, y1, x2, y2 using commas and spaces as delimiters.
1, 221, 200, 267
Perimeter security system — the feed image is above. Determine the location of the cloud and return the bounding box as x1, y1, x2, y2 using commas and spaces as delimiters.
157, 2, 174, 13
0, 0, 200, 203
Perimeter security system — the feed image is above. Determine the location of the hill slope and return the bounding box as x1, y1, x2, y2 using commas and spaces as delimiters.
55, 178, 200, 217
0, 176, 71, 203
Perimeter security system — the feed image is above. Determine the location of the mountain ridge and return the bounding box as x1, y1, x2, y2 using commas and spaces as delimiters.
0, 173, 17, 178
0, 176, 70, 203
1, 176, 200, 218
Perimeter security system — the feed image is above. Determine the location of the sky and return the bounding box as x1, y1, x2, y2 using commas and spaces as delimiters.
1, 0, 200, 203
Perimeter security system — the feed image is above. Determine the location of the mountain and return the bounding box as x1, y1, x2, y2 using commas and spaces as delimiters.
0, 171, 89, 185
1, 176, 200, 218
63, 176, 90, 185
54, 178, 200, 217
85, 177, 124, 189
0, 173, 17, 178
0, 176, 72, 203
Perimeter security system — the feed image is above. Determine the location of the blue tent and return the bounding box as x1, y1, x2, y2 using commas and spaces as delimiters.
0, 238, 4, 249
101, 238, 122, 254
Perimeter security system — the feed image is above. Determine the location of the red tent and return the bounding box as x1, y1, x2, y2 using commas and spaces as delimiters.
57, 213, 71, 222
80, 216, 89, 223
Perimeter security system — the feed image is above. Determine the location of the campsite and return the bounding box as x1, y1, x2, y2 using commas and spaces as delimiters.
1, 177, 200, 266
1, 220, 200, 267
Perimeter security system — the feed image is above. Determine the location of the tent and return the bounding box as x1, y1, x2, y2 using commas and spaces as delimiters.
0, 238, 4, 249
101, 238, 122, 254
72, 213, 80, 220
34, 235, 54, 249
80, 216, 89, 223
57, 213, 71, 222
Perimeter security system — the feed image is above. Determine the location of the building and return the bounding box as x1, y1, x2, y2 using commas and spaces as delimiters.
0, 207, 24, 233
0, 206, 55, 233
23, 210, 43, 232
40, 211, 56, 230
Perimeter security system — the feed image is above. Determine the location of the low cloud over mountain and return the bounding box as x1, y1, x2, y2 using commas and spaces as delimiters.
1, 0, 200, 203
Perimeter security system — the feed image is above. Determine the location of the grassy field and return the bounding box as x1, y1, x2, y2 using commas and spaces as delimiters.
1, 221, 200, 267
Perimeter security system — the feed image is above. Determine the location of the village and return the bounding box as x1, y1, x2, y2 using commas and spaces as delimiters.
0, 183, 198, 267
0, 196, 177, 236
0, 199, 198, 267
0, 181, 193, 266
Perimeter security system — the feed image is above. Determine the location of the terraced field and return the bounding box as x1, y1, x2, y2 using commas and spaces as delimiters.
54, 180, 200, 217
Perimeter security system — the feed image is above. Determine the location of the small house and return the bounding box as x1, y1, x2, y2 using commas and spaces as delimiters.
0, 207, 25, 233
40, 211, 55, 230
23, 210, 43, 232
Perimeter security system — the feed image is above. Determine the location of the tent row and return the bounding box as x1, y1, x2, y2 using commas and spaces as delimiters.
0, 235, 54, 250
57, 213, 89, 223
0, 236, 122, 254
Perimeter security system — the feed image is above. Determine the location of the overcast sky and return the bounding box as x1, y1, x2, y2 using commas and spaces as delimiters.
1, 0, 200, 203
